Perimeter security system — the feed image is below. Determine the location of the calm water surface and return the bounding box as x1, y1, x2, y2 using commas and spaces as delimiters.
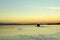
0, 25, 60, 40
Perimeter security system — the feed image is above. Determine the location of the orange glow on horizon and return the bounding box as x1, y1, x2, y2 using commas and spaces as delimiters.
0, 17, 60, 23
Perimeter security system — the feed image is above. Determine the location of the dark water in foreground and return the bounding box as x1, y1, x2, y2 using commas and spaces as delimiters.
0, 25, 60, 40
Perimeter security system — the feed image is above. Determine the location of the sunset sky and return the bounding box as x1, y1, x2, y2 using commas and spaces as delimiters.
0, 0, 60, 23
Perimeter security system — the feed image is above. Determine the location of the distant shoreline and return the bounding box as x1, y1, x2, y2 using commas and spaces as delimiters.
0, 23, 60, 25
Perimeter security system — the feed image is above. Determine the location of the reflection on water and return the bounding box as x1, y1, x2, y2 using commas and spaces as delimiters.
0, 25, 60, 40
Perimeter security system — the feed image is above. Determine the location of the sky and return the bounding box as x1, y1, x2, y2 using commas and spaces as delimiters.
0, 0, 60, 23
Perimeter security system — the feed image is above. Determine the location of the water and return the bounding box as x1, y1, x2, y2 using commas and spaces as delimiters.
0, 25, 60, 40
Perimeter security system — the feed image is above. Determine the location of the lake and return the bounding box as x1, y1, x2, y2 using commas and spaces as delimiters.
0, 25, 60, 40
